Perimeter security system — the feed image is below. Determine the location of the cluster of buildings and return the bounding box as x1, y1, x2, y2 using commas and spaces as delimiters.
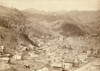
41, 36, 100, 71
0, 46, 11, 63
0, 34, 100, 71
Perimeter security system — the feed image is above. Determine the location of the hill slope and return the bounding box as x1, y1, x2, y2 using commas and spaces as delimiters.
0, 5, 52, 54
23, 9, 100, 36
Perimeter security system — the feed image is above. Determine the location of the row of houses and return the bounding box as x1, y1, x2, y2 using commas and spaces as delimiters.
47, 48, 98, 71
0, 46, 11, 64
0, 45, 38, 62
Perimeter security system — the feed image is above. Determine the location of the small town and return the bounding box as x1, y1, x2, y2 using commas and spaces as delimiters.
0, 0, 100, 71
0, 35, 100, 71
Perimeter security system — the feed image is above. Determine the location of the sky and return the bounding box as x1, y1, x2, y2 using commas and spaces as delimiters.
0, 0, 100, 11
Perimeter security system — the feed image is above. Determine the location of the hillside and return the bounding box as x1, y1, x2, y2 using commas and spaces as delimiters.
0, 5, 100, 71
0, 5, 52, 54
1, 5, 100, 55
22, 8, 62, 22
23, 9, 100, 36
0, 5, 26, 54
52, 21, 86, 36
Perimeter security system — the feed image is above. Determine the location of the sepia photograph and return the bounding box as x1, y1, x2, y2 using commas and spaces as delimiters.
0, 0, 100, 71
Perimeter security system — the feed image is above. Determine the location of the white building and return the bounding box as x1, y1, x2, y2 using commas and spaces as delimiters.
62, 63, 73, 70
0, 46, 4, 53
12, 53, 22, 60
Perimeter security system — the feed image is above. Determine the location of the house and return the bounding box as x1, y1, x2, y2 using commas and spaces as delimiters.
58, 36, 64, 41
5, 54, 11, 57
21, 46, 27, 51
87, 50, 92, 55
50, 57, 62, 67
51, 62, 62, 68
0, 46, 4, 49
12, 53, 22, 60
28, 52, 38, 58
38, 44, 41, 47
0, 53, 11, 58
62, 58, 74, 70
73, 58, 80, 67
41, 35, 44, 38
0, 46, 4, 53
62, 63, 73, 70
0, 53, 11, 63
22, 51, 38, 60
29, 44, 34, 50
76, 53, 89, 63
93, 62, 100, 69
92, 49, 100, 57
0, 56, 9, 63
